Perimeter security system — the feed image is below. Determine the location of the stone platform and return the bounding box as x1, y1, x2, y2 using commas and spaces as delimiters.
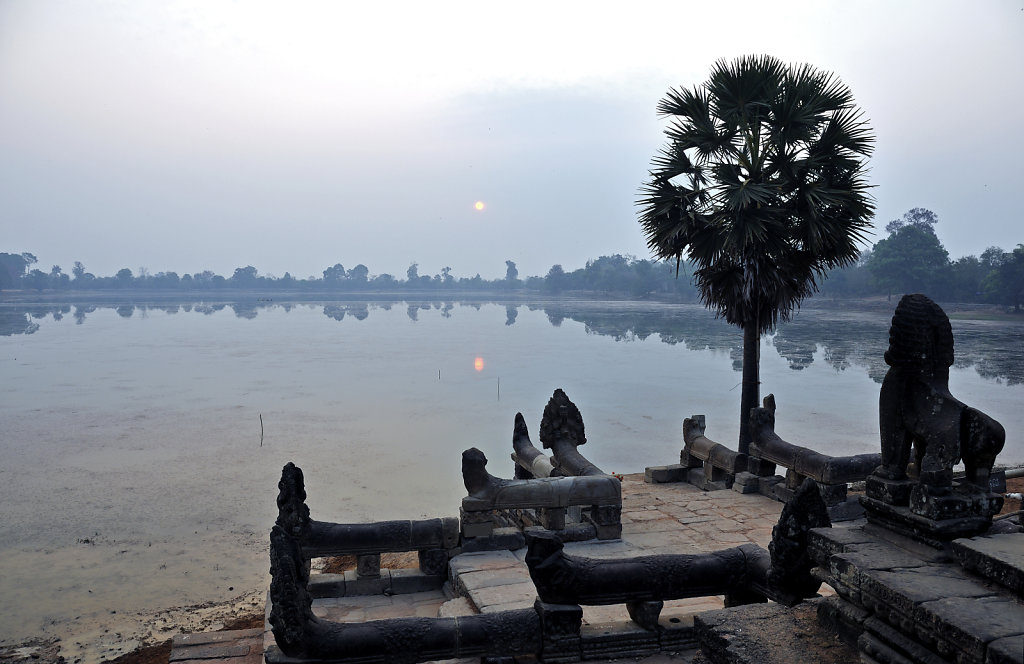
810, 521, 1024, 663
172, 474, 787, 664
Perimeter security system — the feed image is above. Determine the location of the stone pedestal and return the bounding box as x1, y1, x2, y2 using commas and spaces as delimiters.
536, 599, 583, 664
862, 474, 1003, 545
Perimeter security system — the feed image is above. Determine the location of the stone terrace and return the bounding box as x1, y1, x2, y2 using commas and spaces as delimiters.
170, 473, 795, 664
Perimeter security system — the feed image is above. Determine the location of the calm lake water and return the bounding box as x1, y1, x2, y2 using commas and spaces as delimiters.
1, 297, 1022, 649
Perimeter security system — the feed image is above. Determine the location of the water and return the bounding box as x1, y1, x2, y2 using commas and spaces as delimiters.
0, 297, 1022, 649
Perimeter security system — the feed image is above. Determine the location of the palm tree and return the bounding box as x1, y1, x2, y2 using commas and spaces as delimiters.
638, 55, 875, 454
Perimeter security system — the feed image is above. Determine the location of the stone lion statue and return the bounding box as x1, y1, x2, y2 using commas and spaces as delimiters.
874, 294, 1004, 494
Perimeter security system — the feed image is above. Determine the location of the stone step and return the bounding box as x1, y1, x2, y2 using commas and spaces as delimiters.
171, 628, 264, 664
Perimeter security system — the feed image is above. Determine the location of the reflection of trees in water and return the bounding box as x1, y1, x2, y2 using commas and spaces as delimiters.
537, 302, 1024, 385
231, 303, 259, 319
0, 309, 40, 336
74, 304, 94, 325
325, 303, 371, 321
6, 299, 1021, 385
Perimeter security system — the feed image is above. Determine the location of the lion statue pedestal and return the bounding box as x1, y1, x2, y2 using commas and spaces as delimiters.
861, 294, 1005, 545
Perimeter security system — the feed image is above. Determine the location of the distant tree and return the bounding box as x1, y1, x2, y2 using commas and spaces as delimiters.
982, 244, 1024, 310
0, 253, 30, 289
868, 211, 950, 298
441, 266, 453, 285
980, 246, 1007, 272
884, 207, 938, 234
406, 263, 419, 284
347, 264, 369, 284
115, 268, 134, 287
49, 265, 69, 289
231, 266, 258, 285
505, 260, 519, 282
23, 269, 48, 290
72, 261, 86, 280
545, 264, 567, 293
322, 263, 346, 283
638, 55, 875, 453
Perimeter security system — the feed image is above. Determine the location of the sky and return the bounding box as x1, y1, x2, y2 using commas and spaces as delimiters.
1, 1, 1021, 281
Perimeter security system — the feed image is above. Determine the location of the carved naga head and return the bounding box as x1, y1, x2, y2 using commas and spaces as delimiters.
539, 388, 586, 449
276, 462, 311, 538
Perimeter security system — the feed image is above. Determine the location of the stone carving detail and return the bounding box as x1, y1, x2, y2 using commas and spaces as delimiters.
539, 389, 604, 476
865, 294, 1005, 539
269, 525, 315, 655
276, 462, 312, 539
768, 477, 831, 603
539, 388, 586, 448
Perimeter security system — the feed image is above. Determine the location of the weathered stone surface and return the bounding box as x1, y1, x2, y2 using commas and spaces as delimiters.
913, 595, 1024, 663
951, 532, 1024, 595
694, 601, 859, 664
987, 634, 1024, 664
459, 527, 526, 553
645, 464, 686, 484
861, 494, 996, 544
859, 564, 999, 619
858, 617, 947, 664
579, 620, 660, 660
731, 471, 760, 494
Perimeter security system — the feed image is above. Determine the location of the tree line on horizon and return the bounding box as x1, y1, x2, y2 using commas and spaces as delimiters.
0, 213, 1021, 310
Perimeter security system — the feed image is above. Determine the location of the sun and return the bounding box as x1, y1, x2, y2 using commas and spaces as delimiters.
474, 201, 485, 211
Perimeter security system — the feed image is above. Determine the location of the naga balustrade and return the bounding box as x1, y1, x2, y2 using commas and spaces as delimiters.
749, 394, 881, 520
522, 479, 831, 661
267, 525, 541, 664
678, 414, 749, 490
276, 462, 459, 597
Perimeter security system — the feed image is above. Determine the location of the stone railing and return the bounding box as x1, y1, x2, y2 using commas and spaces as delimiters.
646, 395, 879, 521
749, 394, 880, 520
275, 462, 459, 597
462, 447, 622, 549
679, 414, 749, 490
267, 525, 542, 664
521, 479, 831, 661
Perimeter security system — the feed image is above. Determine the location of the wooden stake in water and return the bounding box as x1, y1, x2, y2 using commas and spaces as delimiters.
497, 377, 500, 401
260, 413, 264, 447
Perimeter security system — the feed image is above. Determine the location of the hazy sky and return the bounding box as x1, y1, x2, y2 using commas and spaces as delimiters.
1, 1, 1021, 280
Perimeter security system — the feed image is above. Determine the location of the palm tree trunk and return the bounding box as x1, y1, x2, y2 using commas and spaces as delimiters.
738, 319, 760, 455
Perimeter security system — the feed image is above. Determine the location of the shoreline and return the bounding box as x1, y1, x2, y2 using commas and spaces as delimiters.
0, 588, 266, 664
